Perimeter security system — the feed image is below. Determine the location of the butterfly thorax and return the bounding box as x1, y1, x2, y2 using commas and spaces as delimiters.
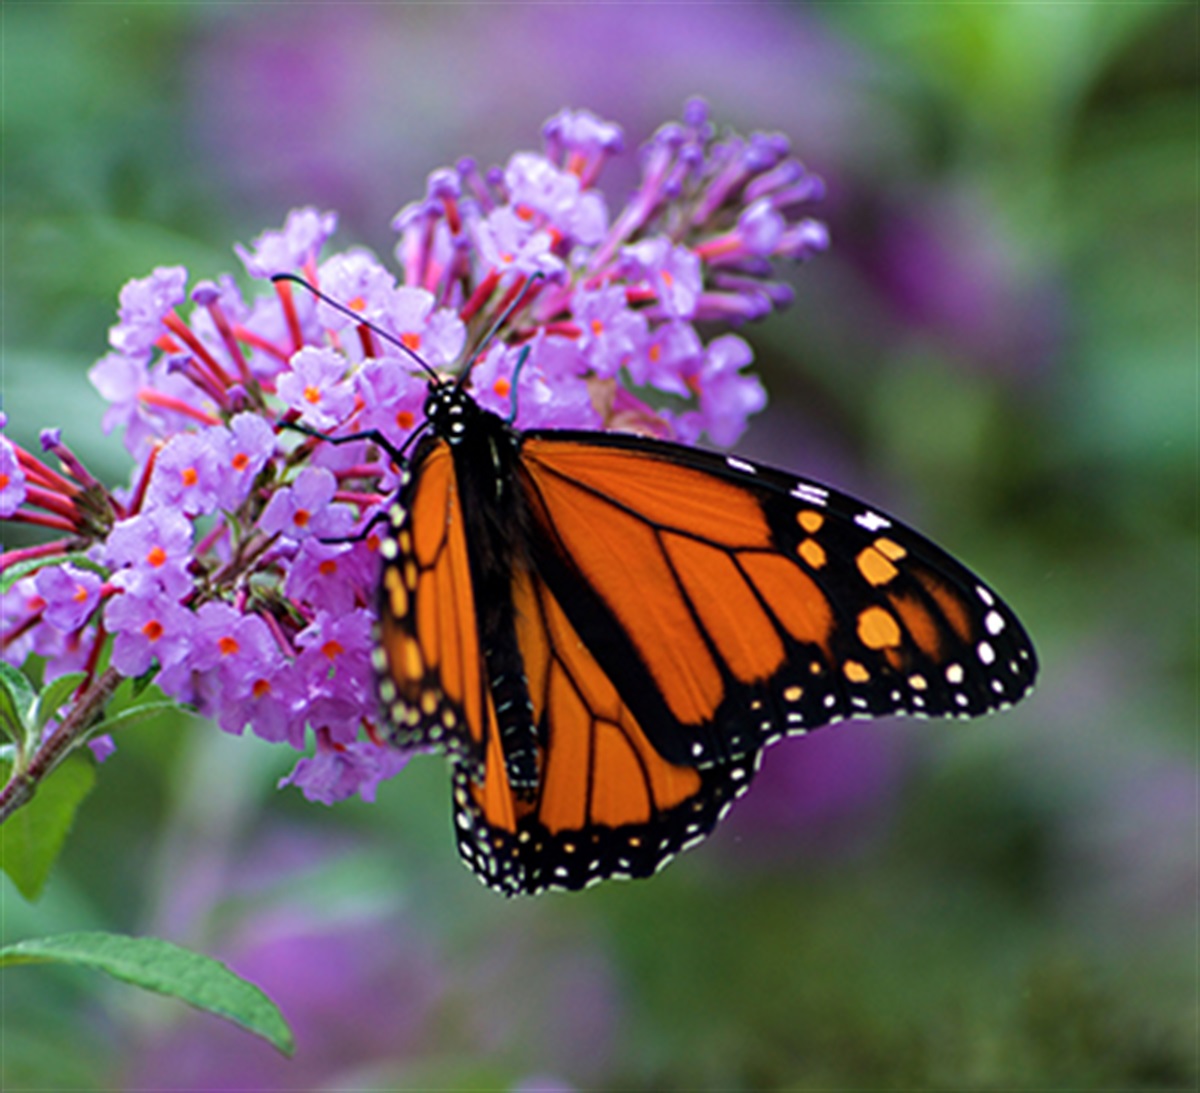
423, 380, 529, 571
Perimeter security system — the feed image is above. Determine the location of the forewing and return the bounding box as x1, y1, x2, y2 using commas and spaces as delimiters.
374, 441, 496, 777
515, 432, 1037, 768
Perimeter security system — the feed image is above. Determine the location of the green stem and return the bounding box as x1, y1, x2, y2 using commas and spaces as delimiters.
0, 666, 122, 825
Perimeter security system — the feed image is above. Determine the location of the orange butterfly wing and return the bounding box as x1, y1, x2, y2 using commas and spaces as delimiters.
374, 442, 498, 779
514, 432, 1036, 765
452, 564, 752, 894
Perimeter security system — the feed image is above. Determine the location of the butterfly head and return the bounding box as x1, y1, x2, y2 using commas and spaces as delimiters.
424, 378, 488, 446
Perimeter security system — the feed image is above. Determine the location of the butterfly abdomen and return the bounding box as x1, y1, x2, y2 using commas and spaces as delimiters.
436, 386, 542, 790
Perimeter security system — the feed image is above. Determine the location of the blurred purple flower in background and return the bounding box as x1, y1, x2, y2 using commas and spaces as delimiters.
128, 880, 445, 1089
189, 5, 1062, 380
188, 6, 861, 236
849, 192, 1063, 374
716, 722, 917, 865
126, 828, 620, 1090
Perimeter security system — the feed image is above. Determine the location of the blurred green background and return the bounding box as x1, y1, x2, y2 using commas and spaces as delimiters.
2, 3, 1195, 1089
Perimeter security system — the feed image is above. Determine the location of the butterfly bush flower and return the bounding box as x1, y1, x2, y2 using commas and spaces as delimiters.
0, 100, 826, 812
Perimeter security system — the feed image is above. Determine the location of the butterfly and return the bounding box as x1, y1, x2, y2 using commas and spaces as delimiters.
368, 382, 1037, 898
277, 277, 1038, 897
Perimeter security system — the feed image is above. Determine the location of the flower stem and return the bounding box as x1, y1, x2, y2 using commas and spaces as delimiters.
0, 665, 123, 825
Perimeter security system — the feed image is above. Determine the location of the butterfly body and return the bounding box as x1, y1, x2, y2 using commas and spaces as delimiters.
372, 380, 1037, 896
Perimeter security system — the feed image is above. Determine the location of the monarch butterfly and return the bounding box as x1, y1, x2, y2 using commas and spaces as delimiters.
281, 278, 1038, 897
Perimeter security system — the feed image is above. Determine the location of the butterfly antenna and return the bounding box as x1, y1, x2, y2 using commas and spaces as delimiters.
506, 345, 533, 424
454, 271, 546, 394
271, 273, 440, 383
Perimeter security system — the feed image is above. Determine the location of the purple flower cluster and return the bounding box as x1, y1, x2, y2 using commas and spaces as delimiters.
1, 101, 826, 803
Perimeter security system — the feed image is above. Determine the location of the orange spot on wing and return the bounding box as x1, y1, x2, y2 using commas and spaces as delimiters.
383, 566, 408, 617
798, 538, 826, 569
844, 660, 870, 683
857, 544, 898, 587
857, 606, 902, 650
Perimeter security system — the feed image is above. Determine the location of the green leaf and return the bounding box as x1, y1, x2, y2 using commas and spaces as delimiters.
89, 698, 181, 737
104, 674, 167, 716
0, 931, 294, 1056
33, 673, 87, 734
0, 752, 95, 900
0, 553, 107, 596
0, 662, 37, 746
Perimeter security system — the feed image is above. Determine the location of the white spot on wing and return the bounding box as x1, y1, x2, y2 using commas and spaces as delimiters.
790, 482, 829, 506
855, 510, 891, 532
